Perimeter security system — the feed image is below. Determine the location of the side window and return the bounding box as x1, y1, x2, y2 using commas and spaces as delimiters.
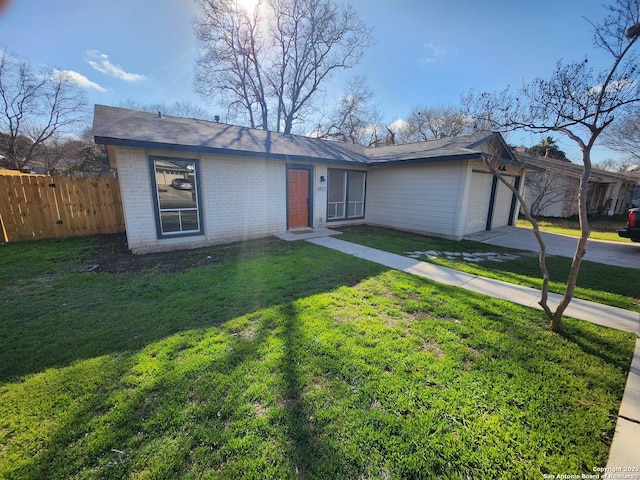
151, 157, 203, 237
327, 168, 366, 221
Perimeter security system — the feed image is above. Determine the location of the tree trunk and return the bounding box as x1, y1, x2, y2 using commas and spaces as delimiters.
483, 155, 555, 328
543, 151, 591, 332
549, 310, 564, 332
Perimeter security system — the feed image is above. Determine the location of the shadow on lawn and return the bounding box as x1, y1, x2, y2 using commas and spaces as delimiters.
0, 237, 386, 383
276, 302, 348, 477
14, 302, 351, 478
457, 286, 634, 386
560, 326, 636, 372
3, 237, 635, 478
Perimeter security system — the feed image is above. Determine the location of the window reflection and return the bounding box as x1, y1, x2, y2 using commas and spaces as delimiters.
153, 158, 201, 236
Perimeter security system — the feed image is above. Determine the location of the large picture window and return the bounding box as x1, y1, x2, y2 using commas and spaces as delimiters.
327, 169, 366, 221
151, 157, 203, 237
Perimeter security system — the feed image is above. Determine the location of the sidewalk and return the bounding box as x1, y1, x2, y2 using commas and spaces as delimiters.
306, 236, 640, 470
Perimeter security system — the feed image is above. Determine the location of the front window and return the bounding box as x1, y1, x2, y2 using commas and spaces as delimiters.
327, 169, 366, 221
151, 157, 203, 237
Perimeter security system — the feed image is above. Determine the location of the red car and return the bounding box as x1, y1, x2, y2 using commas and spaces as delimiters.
619, 208, 640, 242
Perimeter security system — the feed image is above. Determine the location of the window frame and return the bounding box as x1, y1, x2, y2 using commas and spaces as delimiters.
149, 156, 204, 239
326, 168, 366, 222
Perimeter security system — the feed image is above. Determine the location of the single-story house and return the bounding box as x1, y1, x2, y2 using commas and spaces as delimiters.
515, 149, 640, 218
93, 105, 534, 253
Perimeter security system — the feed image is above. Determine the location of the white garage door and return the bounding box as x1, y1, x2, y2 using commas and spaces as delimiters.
465, 171, 493, 234
491, 175, 516, 229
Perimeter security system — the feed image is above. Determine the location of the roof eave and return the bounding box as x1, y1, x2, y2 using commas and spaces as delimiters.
93, 136, 370, 166
497, 157, 544, 172
368, 153, 482, 166
466, 131, 502, 149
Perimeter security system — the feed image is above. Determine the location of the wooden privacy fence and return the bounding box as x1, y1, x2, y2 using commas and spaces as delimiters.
0, 171, 125, 242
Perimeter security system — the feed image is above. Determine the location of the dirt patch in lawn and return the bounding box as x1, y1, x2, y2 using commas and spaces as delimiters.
84, 234, 281, 275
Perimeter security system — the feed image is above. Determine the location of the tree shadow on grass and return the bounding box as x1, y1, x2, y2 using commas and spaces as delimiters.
397, 274, 633, 402
559, 325, 636, 373
3, 233, 635, 477
454, 284, 634, 369
12, 301, 351, 478
274, 302, 347, 478
1, 237, 386, 478
0, 237, 387, 383
5, 259, 634, 478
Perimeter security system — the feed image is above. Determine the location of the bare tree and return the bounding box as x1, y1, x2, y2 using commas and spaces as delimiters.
601, 109, 640, 160
36, 136, 76, 175
479, 153, 555, 316
0, 49, 88, 171
314, 76, 381, 144
594, 156, 638, 171
464, 0, 640, 332
526, 170, 577, 217
194, 0, 373, 133
62, 128, 110, 177
398, 105, 474, 144
119, 100, 215, 120
194, 0, 269, 128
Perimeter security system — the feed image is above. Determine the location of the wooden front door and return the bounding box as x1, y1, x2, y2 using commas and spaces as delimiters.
287, 168, 310, 228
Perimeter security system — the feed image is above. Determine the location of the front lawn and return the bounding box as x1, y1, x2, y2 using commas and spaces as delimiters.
338, 225, 640, 312
0, 234, 635, 479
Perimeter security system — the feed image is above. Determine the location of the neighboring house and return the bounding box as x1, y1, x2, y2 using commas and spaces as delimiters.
516, 150, 640, 218
93, 105, 533, 253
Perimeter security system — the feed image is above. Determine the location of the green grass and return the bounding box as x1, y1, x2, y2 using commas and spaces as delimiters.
516, 215, 630, 242
338, 225, 640, 312
0, 234, 636, 479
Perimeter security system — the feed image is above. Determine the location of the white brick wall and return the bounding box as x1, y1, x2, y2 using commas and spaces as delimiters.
313, 165, 328, 227
116, 146, 505, 251
200, 154, 286, 243
114, 147, 158, 251
115, 147, 288, 253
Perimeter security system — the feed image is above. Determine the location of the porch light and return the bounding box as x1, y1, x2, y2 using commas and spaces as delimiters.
320, 175, 326, 182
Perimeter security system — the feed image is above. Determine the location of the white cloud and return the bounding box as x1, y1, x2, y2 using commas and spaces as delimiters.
85, 50, 147, 82
52, 69, 107, 92
388, 118, 408, 132
420, 41, 447, 64
589, 78, 636, 96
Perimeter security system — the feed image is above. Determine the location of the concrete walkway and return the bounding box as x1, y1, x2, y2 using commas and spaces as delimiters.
306, 236, 640, 470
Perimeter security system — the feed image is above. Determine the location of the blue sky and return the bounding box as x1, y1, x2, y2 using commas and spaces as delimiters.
0, 0, 621, 162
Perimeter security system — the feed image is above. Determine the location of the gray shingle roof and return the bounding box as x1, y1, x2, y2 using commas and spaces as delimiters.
365, 133, 493, 164
92, 104, 497, 165
515, 152, 640, 183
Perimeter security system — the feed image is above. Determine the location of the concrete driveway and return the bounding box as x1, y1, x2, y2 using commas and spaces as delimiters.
465, 227, 640, 269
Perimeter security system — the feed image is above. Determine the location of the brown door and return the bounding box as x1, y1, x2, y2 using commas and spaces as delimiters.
288, 168, 310, 228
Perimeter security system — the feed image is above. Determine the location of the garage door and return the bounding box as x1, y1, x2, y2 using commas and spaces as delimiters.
491, 175, 515, 229
465, 171, 493, 234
